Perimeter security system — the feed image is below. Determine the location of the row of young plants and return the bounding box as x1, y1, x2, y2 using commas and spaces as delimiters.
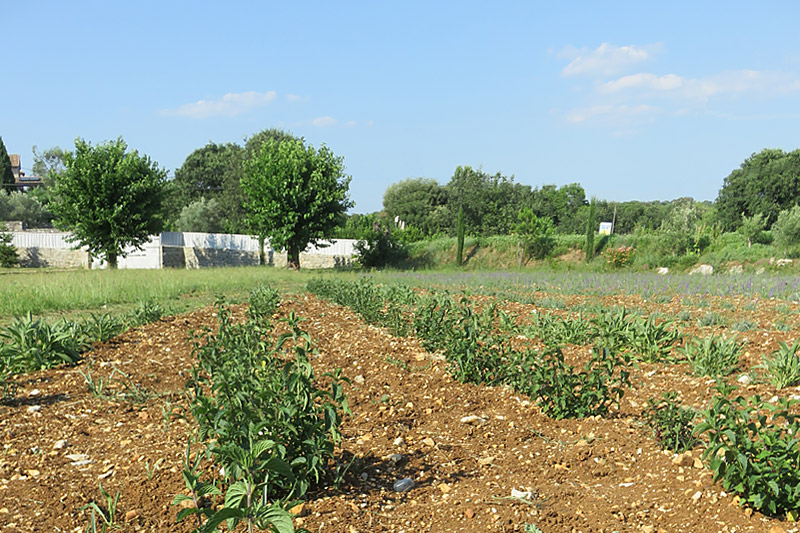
0, 301, 165, 399
307, 278, 800, 519
175, 285, 350, 533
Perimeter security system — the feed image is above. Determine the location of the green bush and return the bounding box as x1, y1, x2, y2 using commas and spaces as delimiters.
354, 225, 409, 268
0, 314, 83, 374
0, 231, 18, 268
696, 381, 800, 517
772, 205, 800, 251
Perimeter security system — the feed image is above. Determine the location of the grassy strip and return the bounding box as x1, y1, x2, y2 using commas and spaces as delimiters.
0, 267, 356, 322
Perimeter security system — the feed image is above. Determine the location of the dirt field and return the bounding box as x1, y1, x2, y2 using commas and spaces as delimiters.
1, 291, 797, 532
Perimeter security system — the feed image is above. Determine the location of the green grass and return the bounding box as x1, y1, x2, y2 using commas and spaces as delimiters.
0, 267, 351, 323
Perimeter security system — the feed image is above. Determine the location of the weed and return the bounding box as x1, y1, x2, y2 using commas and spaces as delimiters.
643, 393, 697, 452
80, 484, 121, 533
759, 340, 800, 389
774, 321, 793, 333
145, 458, 164, 481
680, 335, 742, 377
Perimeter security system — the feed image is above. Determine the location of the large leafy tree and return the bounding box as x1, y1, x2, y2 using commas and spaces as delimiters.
0, 137, 15, 191
382, 177, 446, 236
165, 142, 245, 232
50, 137, 166, 268
446, 166, 532, 236
716, 148, 800, 230
242, 135, 353, 268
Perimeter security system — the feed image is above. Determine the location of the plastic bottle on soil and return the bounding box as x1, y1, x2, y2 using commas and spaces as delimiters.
393, 477, 415, 492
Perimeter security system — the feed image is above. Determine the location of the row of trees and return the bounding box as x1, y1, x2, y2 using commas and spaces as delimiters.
4, 131, 352, 268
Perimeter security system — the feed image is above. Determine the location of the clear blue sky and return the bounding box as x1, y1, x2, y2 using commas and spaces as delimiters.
5, 1, 800, 213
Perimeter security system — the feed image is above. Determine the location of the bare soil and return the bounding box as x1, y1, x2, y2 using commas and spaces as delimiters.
1, 291, 798, 532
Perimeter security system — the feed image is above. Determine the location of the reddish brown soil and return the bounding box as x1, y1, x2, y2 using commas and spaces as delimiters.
1, 292, 798, 532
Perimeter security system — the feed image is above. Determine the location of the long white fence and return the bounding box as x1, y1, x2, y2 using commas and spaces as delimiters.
10, 231, 356, 269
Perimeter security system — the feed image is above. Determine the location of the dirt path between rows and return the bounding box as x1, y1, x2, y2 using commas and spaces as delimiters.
0, 293, 792, 532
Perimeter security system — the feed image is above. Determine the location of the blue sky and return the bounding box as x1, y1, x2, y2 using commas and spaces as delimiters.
5, 1, 800, 213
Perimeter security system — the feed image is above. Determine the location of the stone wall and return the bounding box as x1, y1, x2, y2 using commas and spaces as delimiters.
162, 247, 261, 269
16, 247, 90, 268
271, 252, 354, 269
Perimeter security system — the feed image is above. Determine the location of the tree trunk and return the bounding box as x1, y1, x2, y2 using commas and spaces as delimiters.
287, 243, 300, 269
107, 251, 118, 269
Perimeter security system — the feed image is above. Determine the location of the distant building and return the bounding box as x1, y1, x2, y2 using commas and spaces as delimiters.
7, 154, 43, 190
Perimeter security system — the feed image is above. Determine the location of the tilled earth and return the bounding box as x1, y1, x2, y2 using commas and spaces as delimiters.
1, 291, 798, 532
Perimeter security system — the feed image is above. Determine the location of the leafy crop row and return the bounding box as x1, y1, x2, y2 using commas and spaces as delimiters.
177, 286, 349, 533
308, 277, 800, 520
0, 301, 165, 399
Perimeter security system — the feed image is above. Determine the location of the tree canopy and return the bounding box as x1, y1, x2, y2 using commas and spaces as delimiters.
382, 178, 446, 236
50, 137, 166, 268
165, 142, 245, 232
716, 148, 800, 230
0, 137, 15, 191
242, 134, 353, 268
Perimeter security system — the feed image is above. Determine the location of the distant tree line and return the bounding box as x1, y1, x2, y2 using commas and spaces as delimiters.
6, 133, 800, 267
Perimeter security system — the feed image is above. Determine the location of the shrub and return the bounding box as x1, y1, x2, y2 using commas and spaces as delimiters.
0, 230, 18, 268
772, 205, 800, 251
696, 381, 800, 517
604, 246, 635, 268
514, 208, 556, 262
679, 335, 741, 377
643, 392, 698, 452
354, 224, 408, 268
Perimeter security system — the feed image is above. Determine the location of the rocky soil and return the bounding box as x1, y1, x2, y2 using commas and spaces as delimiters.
1, 291, 798, 532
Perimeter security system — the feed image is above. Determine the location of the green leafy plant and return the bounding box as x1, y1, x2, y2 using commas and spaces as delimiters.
0, 313, 83, 374
248, 284, 280, 326
696, 381, 800, 517
680, 335, 742, 377
82, 313, 125, 343
127, 300, 165, 326
643, 392, 697, 452
181, 299, 348, 532
731, 319, 757, 332
512, 345, 630, 419
759, 340, 800, 389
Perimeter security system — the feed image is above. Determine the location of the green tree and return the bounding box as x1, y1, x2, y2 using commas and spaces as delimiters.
515, 207, 555, 262
242, 135, 353, 268
716, 148, 800, 230
585, 198, 596, 262
382, 178, 446, 236
446, 166, 532, 236
0, 190, 52, 228
174, 197, 225, 233
0, 137, 15, 191
772, 205, 800, 252
50, 137, 166, 268
0, 229, 19, 267
739, 212, 768, 247
165, 142, 245, 232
